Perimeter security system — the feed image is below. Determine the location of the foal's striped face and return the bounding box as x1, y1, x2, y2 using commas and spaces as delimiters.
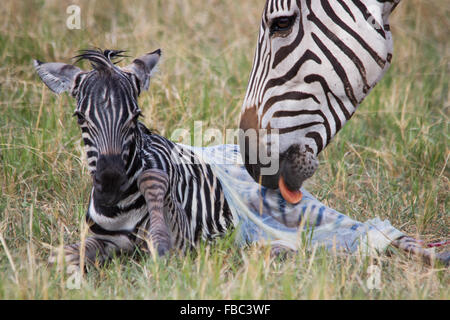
34, 49, 161, 206
74, 67, 143, 206
239, 0, 400, 196
73, 67, 141, 175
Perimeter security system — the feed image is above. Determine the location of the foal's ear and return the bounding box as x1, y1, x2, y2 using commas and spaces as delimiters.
33, 60, 82, 94
123, 49, 161, 91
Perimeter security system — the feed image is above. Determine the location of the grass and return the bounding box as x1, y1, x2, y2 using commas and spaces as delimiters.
0, 0, 448, 299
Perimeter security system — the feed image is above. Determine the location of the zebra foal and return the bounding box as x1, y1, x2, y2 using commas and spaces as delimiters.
34, 49, 235, 266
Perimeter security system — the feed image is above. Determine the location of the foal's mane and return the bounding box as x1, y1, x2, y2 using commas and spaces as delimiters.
74, 48, 128, 73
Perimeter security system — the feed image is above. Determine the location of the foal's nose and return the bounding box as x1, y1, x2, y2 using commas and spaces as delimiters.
93, 155, 127, 205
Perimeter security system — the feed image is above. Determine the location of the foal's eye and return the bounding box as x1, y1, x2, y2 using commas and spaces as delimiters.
132, 110, 142, 121
125, 110, 141, 127
73, 111, 85, 125
270, 15, 296, 34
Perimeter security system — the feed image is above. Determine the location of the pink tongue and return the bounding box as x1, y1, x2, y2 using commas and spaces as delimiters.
278, 176, 303, 204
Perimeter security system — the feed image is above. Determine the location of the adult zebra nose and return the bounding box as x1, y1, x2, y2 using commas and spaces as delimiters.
93, 154, 127, 206
278, 144, 318, 204
241, 142, 318, 204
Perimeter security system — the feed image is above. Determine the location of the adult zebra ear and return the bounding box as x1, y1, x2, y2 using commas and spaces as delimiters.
123, 49, 161, 91
33, 60, 83, 94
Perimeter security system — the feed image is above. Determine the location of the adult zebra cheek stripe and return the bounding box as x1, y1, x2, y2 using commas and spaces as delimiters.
279, 175, 303, 204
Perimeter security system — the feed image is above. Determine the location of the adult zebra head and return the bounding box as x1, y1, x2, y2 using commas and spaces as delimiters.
34, 49, 161, 206
239, 0, 401, 203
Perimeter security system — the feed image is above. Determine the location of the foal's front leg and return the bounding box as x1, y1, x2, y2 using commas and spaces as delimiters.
138, 169, 171, 256
48, 234, 135, 268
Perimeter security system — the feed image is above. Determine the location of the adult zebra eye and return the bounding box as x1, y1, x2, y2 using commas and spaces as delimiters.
270, 15, 296, 34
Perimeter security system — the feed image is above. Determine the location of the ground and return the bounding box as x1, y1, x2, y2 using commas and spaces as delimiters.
0, 0, 448, 299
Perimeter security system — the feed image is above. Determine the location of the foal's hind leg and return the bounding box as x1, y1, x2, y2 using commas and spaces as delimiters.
267, 241, 297, 260
391, 236, 449, 266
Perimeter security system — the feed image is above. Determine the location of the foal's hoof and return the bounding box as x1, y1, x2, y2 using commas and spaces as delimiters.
48, 246, 81, 268
157, 245, 170, 257
436, 251, 450, 267
270, 245, 296, 261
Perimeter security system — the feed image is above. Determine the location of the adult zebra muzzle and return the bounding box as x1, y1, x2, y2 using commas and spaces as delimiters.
278, 143, 318, 204
242, 141, 318, 205
93, 154, 128, 207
